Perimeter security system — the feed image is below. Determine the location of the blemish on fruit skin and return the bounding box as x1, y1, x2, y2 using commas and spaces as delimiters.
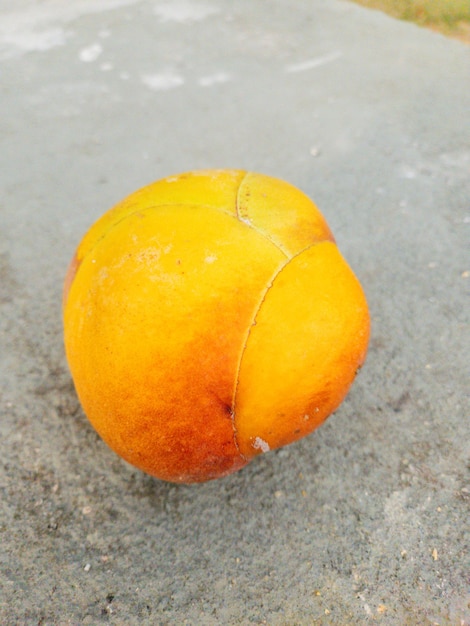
253, 436, 270, 453
205, 254, 218, 264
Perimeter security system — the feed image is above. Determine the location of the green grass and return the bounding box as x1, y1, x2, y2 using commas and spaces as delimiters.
347, 0, 470, 42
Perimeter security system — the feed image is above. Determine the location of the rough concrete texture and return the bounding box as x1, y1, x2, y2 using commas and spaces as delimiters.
1, 0, 469, 624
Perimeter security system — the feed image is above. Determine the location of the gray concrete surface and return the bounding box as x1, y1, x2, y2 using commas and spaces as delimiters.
1, 0, 469, 624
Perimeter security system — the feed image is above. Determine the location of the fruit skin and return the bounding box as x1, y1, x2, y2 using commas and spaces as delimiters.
63, 170, 370, 483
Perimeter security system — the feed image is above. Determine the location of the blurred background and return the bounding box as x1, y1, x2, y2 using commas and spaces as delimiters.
349, 0, 470, 43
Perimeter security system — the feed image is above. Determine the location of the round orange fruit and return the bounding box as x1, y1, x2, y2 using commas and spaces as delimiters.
63, 170, 370, 483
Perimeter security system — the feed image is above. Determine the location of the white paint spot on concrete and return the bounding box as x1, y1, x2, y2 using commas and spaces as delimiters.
0, 21, 68, 58
141, 71, 184, 91
402, 167, 417, 179
79, 43, 103, 63
154, 1, 219, 23
0, 0, 141, 60
286, 51, 342, 73
357, 594, 373, 616
253, 437, 270, 453
100, 62, 114, 72
198, 72, 231, 87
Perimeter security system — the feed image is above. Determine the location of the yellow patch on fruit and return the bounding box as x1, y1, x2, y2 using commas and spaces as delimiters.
63, 170, 370, 483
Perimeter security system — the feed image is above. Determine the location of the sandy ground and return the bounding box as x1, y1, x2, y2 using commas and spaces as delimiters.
1, 0, 469, 624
